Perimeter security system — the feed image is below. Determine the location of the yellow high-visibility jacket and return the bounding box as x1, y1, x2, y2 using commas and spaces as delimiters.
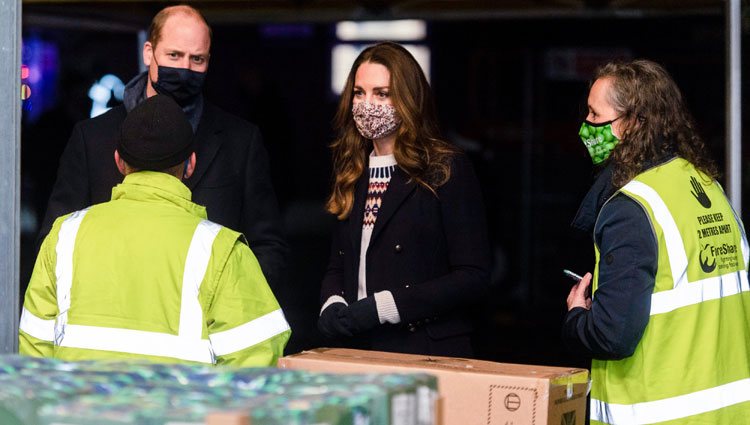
19, 171, 290, 366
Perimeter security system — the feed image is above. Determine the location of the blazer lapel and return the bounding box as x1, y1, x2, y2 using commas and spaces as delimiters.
184, 104, 224, 190
348, 171, 369, 251
370, 167, 416, 244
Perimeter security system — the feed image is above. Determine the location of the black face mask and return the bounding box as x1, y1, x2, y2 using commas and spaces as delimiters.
151, 60, 206, 107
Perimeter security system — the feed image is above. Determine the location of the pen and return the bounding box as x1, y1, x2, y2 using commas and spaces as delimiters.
563, 269, 583, 282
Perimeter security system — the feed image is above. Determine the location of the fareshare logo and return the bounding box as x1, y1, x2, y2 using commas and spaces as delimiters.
699, 244, 717, 273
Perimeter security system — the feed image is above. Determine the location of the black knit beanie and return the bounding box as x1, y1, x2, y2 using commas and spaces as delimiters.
117, 94, 195, 171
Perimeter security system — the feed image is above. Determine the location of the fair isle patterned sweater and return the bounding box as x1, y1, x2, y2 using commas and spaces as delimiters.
358, 153, 397, 299
358, 153, 401, 324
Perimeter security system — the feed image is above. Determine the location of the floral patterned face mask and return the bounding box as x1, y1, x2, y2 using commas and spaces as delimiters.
352, 101, 401, 140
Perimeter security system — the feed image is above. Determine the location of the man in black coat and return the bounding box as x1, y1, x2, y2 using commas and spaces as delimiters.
38, 5, 288, 291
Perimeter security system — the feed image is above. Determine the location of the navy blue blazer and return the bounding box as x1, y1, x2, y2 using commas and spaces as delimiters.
320, 153, 491, 356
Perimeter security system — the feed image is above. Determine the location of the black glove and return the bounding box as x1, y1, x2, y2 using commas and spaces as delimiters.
338, 296, 381, 335
318, 302, 352, 339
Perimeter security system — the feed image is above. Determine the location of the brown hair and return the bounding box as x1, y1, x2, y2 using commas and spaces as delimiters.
147, 4, 213, 48
326, 42, 457, 220
594, 59, 718, 187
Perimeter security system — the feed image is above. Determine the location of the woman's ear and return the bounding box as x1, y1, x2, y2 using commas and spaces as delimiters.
612, 114, 634, 140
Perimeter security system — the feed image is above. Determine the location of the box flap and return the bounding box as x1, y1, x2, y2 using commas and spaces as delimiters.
285, 348, 588, 382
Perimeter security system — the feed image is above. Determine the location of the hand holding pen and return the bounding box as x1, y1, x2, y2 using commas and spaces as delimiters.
564, 269, 593, 311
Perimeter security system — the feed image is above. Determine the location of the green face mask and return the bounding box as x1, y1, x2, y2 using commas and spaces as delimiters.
579, 119, 620, 165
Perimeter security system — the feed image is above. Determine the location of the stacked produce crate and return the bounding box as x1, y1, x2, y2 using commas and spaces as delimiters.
0, 355, 437, 425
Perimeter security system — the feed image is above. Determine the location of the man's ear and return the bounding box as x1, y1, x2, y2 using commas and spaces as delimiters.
143, 41, 153, 67
184, 152, 197, 179
114, 150, 128, 176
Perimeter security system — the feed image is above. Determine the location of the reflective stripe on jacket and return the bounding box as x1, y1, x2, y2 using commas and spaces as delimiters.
19, 171, 290, 366
590, 158, 750, 424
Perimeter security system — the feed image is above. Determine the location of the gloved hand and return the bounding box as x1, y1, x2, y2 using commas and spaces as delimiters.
338, 296, 380, 335
318, 302, 352, 339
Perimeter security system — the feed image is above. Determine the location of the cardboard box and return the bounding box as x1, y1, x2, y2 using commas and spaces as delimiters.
278, 348, 589, 425
205, 411, 250, 425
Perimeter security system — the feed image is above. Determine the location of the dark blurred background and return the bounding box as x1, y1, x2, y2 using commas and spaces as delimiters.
18, 0, 750, 370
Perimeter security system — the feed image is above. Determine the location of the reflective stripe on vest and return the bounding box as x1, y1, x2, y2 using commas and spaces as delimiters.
623, 180, 750, 316
55, 217, 219, 364
622, 181, 688, 289
58, 324, 214, 363
180, 221, 222, 340
650, 271, 750, 315
54, 208, 89, 345
19, 307, 55, 342
209, 308, 290, 356
591, 377, 750, 424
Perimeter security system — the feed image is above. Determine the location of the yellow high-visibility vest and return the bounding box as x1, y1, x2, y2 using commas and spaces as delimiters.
19, 171, 290, 367
590, 158, 750, 424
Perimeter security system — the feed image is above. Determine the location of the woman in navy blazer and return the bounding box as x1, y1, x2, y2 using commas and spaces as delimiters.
318, 42, 491, 356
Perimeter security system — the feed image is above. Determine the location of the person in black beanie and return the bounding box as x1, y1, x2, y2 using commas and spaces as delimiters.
116, 94, 196, 174
19, 94, 291, 366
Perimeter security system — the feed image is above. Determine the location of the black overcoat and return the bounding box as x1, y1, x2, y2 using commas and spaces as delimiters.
38, 102, 289, 290
321, 153, 491, 356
